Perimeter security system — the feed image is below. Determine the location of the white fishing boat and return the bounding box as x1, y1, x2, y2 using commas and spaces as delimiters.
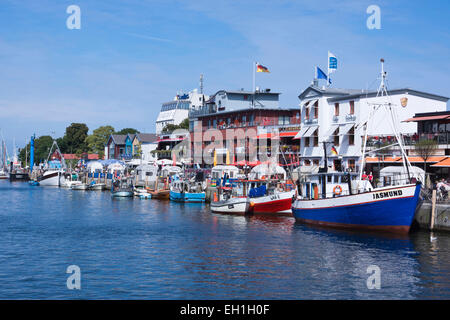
210, 180, 250, 214
211, 195, 250, 214
134, 187, 152, 199
88, 182, 106, 190
72, 183, 89, 190
61, 180, 82, 188
37, 140, 67, 187
38, 166, 66, 186
0, 169, 9, 180
61, 173, 82, 188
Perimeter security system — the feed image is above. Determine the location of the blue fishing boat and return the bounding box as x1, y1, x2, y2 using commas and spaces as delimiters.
292, 59, 422, 234
170, 180, 205, 203
292, 172, 421, 234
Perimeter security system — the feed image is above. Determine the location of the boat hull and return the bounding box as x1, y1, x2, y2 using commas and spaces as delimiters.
292, 184, 421, 234
38, 171, 65, 186
111, 191, 134, 197
72, 184, 89, 190
211, 197, 249, 214
250, 190, 295, 214
148, 189, 170, 200
90, 183, 105, 190
9, 173, 30, 182
170, 190, 206, 203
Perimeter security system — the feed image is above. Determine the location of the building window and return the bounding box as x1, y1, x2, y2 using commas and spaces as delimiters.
334, 128, 339, 146
334, 103, 339, 116
313, 129, 319, 146
313, 159, 319, 166
304, 137, 310, 147
278, 116, 290, 125
242, 115, 246, 124
208, 120, 211, 128
213, 119, 217, 128
249, 115, 254, 126
305, 107, 310, 120
350, 101, 355, 115
349, 126, 355, 145
348, 159, 355, 172
333, 159, 342, 171
313, 101, 319, 119
304, 159, 311, 166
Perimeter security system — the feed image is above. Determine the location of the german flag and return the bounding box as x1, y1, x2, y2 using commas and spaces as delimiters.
256, 64, 270, 73
331, 146, 338, 156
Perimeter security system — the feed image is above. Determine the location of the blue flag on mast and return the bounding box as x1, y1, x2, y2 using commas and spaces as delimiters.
316, 66, 328, 81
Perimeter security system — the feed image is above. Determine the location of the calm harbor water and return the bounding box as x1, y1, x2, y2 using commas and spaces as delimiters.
0, 180, 449, 299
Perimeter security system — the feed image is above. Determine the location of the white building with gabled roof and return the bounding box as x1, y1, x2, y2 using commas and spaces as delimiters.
296, 84, 448, 173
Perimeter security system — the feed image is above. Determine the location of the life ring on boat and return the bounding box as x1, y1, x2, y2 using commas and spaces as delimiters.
333, 185, 343, 196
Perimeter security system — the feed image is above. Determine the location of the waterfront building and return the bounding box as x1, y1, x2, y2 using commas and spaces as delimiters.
188, 88, 301, 166
154, 131, 190, 161
364, 111, 450, 179
156, 89, 208, 135
296, 83, 449, 173
131, 133, 158, 163
105, 134, 134, 160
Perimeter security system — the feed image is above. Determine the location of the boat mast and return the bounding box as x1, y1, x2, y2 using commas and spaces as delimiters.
377, 59, 412, 181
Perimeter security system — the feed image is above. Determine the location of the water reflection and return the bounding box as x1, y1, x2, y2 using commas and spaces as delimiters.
0, 181, 449, 299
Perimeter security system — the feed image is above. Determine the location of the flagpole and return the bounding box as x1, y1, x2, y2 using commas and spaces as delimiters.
253, 61, 256, 108
327, 51, 330, 87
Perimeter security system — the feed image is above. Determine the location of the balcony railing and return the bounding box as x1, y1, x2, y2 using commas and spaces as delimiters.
345, 114, 356, 121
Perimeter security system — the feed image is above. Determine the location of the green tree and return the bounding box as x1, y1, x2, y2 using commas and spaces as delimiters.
414, 139, 438, 179
116, 128, 140, 135
62, 123, 89, 154
162, 118, 189, 133
85, 125, 115, 158
161, 124, 179, 133
18, 135, 54, 166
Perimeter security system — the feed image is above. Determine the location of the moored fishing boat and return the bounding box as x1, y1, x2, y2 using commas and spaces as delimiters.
111, 177, 134, 197
292, 59, 422, 234
170, 180, 206, 203
61, 173, 82, 188
72, 183, 89, 190
210, 180, 249, 214
146, 176, 170, 200
37, 140, 67, 187
0, 169, 8, 179
88, 181, 106, 190
247, 181, 295, 214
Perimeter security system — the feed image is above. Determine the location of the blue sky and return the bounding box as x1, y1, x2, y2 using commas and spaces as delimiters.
0, 0, 449, 152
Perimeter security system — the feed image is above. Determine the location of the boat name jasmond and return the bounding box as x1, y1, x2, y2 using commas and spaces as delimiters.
372, 189, 403, 200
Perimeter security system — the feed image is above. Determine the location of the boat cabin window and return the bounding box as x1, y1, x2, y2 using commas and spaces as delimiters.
305, 184, 310, 199
327, 175, 332, 183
